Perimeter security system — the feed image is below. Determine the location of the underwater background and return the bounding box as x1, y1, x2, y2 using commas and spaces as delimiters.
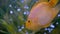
0, 0, 60, 34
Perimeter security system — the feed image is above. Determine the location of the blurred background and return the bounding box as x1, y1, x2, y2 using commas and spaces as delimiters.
0, 0, 60, 34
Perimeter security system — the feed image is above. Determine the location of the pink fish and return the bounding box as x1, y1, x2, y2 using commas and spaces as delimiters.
25, 0, 60, 33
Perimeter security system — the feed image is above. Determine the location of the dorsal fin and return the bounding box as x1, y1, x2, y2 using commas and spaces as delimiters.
49, 0, 59, 7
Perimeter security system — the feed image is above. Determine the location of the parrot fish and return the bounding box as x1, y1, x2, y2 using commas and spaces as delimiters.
25, 0, 60, 32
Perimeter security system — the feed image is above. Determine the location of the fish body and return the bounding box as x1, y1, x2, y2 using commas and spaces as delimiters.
25, 0, 59, 32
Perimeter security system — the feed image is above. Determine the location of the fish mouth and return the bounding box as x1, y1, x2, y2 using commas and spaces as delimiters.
24, 22, 30, 29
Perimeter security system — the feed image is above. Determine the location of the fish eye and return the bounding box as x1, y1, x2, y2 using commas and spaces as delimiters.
28, 20, 30, 23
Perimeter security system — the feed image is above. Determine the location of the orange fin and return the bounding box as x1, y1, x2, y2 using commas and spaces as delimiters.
49, 0, 59, 7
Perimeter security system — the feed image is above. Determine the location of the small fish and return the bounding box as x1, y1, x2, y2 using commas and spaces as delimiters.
25, 0, 60, 32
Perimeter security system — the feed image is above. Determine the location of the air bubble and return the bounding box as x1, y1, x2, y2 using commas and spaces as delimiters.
10, 10, 13, 14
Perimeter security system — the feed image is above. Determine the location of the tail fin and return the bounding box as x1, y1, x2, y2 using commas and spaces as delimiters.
49, 0, 59, 7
